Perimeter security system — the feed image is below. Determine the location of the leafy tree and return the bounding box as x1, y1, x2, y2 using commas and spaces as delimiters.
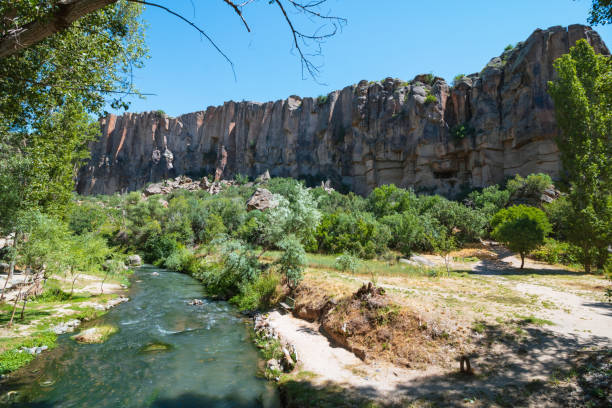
548, 39, 611, 272
0, 1, 147, 229
334, 253, 359, 274
276, 235, 307, 289
588, 0, 612, 25
428, 228, 457, 275
491, 205, 552, 269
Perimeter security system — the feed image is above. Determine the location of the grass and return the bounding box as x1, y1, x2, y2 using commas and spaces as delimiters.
516, 315, 555, 326
0, 331, 57, 374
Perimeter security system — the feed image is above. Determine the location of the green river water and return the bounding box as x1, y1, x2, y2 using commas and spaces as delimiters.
0, 266, 279, 407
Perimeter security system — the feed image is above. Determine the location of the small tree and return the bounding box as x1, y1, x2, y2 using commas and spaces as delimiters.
491, 205, 552, 269
335, 253, 359, 274
276, 235, 306, 290
429, 228, 457, 275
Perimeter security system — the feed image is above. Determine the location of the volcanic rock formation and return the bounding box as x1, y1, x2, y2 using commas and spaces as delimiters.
76, 25, 609, 196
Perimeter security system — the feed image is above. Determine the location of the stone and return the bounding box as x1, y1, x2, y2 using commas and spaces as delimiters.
255, 170, 271, 183
188, 299, 204, 306
72, 325, 118, 344
144, 183, 163, 196
266, 359, 281, 372
51, 319, 81, 334
246, 188, 279, 211
75, 26, 610, 197
127, 255, 142, 266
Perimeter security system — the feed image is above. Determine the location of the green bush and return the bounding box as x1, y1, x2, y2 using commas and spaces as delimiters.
452, 74, 466, 85
67, 201, 108, 235
143, 234, 179, 264
334, 253, 359, 273
276, 235, 307, 289
506, 173, 553, 197
425, 93, 437, 105
315, 212, 391, 259
234, 173, 249, 185
164, 246, 199, 274
467, 184, 511, 221
230, 272, 281, 311
367, 185, 417, 218
530, 238, 578, 266
316, 95, 328, 106
381, 210, 425, 256
491, 205, 552, 268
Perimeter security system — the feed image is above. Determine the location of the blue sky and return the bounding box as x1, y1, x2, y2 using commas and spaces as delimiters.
111, 0, 612, 117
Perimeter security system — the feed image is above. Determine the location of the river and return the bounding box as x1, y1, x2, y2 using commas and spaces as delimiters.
0, 266, 279, 407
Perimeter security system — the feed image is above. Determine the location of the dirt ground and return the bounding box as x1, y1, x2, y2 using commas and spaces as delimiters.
272, 246, 612, 407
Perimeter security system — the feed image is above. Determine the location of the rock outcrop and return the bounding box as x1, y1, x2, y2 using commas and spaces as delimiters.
76, 25, 609, 196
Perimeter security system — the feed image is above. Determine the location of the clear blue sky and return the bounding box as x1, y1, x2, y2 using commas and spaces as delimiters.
110, 0, 612, 117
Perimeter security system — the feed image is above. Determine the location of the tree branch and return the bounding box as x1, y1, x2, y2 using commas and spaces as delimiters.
0, 0, 118, 59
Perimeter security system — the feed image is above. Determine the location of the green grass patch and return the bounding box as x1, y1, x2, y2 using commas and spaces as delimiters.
0, 331, 57, 374
516, 315, 555, 326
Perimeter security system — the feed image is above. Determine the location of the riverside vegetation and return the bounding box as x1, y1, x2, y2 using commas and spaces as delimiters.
0, 8, 610, 405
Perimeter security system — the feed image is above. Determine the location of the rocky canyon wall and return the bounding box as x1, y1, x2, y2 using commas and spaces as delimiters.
76, 25, 610, 196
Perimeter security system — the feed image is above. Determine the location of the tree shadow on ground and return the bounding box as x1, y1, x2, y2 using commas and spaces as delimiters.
281, 324, 611, 407
471, 256, 588, 277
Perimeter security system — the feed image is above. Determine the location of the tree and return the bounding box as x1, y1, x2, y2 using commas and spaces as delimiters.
548, 39, 611, 273
0, 1, 344, 79
276, 235, 306, 290
429, 228, 457, 275
588, 0, 612, 25
491, 205, 552, 269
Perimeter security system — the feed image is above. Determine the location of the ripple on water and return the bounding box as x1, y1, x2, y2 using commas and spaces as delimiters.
0, 268, 279, 408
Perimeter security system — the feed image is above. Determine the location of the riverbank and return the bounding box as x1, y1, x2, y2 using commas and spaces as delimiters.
252, 249, 612, 407
0, 270, 130, 376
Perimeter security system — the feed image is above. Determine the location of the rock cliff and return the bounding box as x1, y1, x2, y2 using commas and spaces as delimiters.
76, 25, 609, 196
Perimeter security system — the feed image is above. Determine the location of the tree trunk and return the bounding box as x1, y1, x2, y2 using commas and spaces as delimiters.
520, 253, 525, 269
0, 0, 118, 59
7, 285, 22, 328
1, 232, 19, 302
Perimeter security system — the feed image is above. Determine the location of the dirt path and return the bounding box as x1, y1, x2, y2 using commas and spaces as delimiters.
473, 253, 612, 344
267, 311, 443, 403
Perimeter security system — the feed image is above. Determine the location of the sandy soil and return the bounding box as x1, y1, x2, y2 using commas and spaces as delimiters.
267, 310, 443, 403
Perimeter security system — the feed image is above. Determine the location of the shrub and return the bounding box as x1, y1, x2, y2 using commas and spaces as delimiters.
422, 198, 486, 244
506, 173, 553, 198
425, 93, 437, 105
164, 246, 199, 274
276, 235, 307, 289
467, 185, 511, 220
504, 44, 514, 52
491, 205, 552, 268
367, 184, 417, 218
143, 234, 179, 264
316, 95, 328, 106
381, 209, 425, 256
67, 202, 108, 235
450, 123, 474, 141
234, 173, 249, 185
230, 272, 281, 311
334, 253, 359, 273
530, 238, 578, 266
452, 74, 466, 85
315, 212, 391, 259
543, 195, 571, 240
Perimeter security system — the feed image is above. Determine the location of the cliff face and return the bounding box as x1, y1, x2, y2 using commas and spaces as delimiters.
76, 25, 609, 196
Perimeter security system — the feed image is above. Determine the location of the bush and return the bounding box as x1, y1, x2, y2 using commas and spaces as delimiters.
67, 202, 108, 235
491, 205, 552, 268
316, 95, 328, 106
530, 238, 578, 266
315, 212, 391, 259
425, 93, 437, 104
276, 235, 307, 289
381, 210, 425, 256
334, 253, 359, 273
230, 272, 281, 311
143, 234, 179, 264
506, 173, 553, 198
164, 246, 199, 274
452, 74, 466, 85
467, 185, 510, 220
367, 185, 417, 218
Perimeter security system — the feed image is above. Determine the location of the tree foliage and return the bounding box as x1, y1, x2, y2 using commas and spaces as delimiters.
548, 39, 611, 272
491, 205, 552, 269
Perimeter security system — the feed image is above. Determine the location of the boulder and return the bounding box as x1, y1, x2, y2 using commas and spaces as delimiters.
144, 183, 163, 196
72, 325, 118, 344
246, 188, 278, 211
127, 254, 142, 266
255, 170, 271, 184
